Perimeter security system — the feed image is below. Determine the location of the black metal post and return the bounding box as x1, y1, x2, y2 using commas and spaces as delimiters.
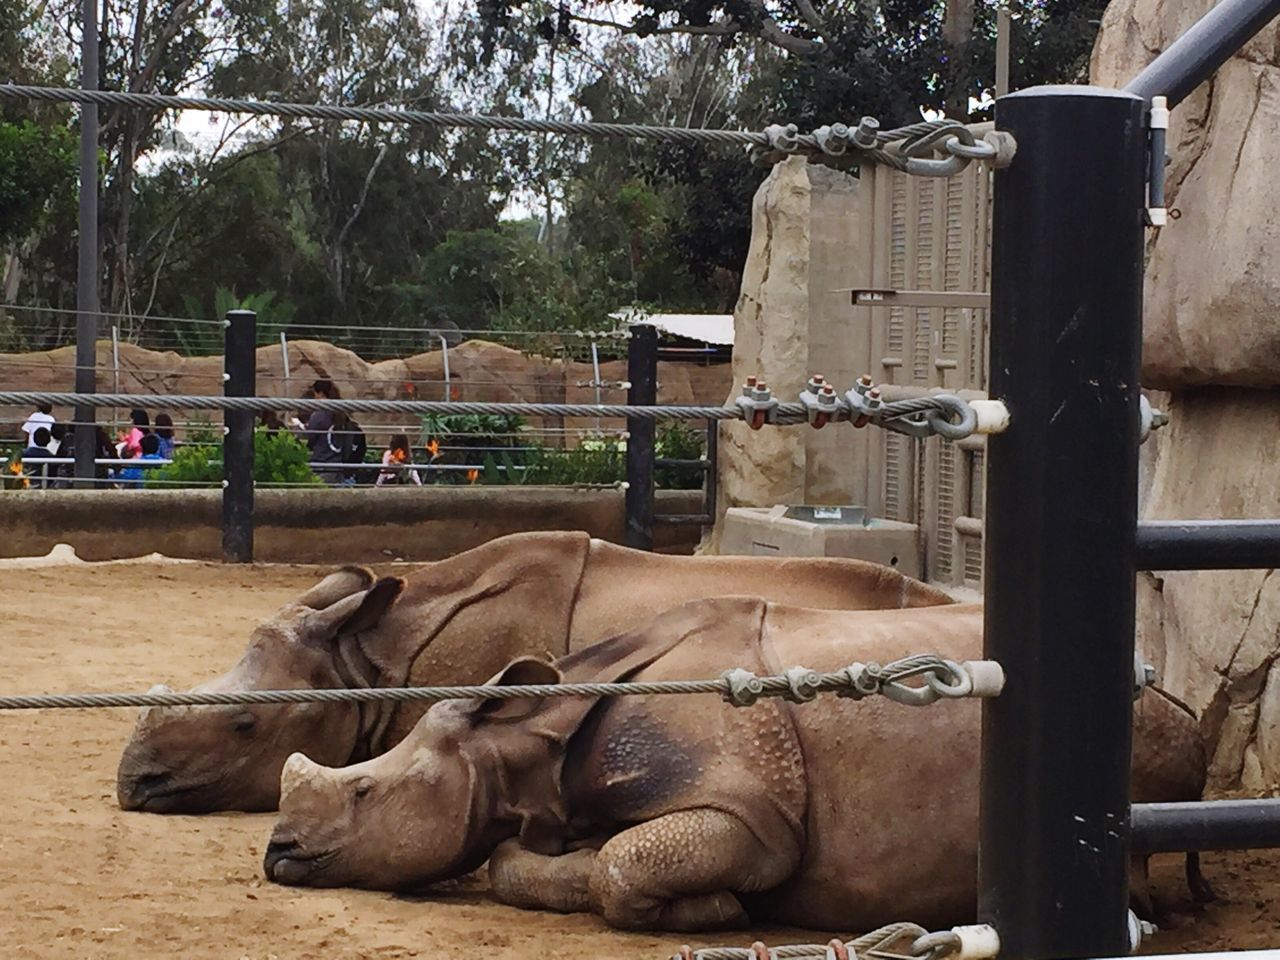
1136, 520, 1280, 570
73, 0, 99, 487
704, 418, 718, 523
222, 309, 256, 563
980, 86, 1148, 960
624, 323, 658, 550
1131, 799, 1280, 853
1125, 0, 1280, 106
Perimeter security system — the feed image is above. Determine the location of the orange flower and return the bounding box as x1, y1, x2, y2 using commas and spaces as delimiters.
426, 438, 440, 458
8, 460, 22, 475
466, 468, 479, 484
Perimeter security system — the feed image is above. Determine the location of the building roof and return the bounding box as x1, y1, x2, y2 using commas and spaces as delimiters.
609, 309, 735, 346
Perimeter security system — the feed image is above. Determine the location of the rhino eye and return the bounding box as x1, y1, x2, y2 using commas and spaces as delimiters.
232, 712, 257, 733
353, 778, 375, 799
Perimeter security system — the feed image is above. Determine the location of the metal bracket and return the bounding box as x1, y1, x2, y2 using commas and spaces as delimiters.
1133, 649, 1158, 700
846, 288, 992, 310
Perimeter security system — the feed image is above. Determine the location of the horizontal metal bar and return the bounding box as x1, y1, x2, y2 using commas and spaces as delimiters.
1125, 0, 1280, 107
1135, 520, 1280, 570
654, 457, 709, 470
1130, 799, 1280, 853
655, 514, 713, 525
845, 288, 991, 309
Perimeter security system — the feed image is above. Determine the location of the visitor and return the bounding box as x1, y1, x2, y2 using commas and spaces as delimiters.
376, 434, 422, 486
20, 426, 55, 489
259, 410, 283, 436
290, 379, 350, 485
346, 416, 369, 485
20, 403, 54, 445
119, 409, 150, 458
95, 427, 116, 485
153, 413, 176, 459
118, 433, 164, 488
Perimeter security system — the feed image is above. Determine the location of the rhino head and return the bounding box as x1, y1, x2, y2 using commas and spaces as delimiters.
264, 657, 569, 890
116, 567, 405, 814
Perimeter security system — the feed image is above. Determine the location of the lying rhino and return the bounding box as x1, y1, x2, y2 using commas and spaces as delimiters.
264, 599, 1205, 932
118, 531, 952, 813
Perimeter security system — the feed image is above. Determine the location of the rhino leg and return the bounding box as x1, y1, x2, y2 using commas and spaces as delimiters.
488, 840, 597, 914
1129, 853, 1155, 920
1186, 852, 1217, 903
585, 808, 797, 932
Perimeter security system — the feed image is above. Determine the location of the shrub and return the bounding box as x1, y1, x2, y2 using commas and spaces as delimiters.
146, 429, 322, 488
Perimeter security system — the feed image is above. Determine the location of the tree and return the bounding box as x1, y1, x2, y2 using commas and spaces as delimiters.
0, 122, 77, 265
483, 1, 1107, 122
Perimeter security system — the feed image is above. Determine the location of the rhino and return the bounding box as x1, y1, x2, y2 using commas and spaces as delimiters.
263, 599, 1206, 932
118, 531, 953, 814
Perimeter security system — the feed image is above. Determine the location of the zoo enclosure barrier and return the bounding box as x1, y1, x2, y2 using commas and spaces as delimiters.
978, 1, 1280, 959
7, 3, 1280, 954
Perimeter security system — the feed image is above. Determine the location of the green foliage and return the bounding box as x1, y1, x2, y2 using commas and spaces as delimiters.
523, 438, 625, 486
146, 429, 323, 488
254, 429, 326, 487
418, 412, 528, 446
173, 287, 298, 355
3, 0, 1107, 363
0, 121, 76, 248
654, 421, 707, 491
145, 443, 222, 488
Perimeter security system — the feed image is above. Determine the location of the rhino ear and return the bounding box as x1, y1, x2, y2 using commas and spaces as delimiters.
461, 656, 562, 724
297, 566, 376, 610
338, 577, 404, 636
305, 577, 404, 643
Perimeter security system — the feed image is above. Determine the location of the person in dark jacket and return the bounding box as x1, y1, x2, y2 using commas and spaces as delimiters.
291, 379, 351, 485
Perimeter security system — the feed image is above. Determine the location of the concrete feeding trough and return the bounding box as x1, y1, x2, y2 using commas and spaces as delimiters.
718, 504, 921, 579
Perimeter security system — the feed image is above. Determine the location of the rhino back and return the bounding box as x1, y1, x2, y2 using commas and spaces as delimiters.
566, 541, 954, 650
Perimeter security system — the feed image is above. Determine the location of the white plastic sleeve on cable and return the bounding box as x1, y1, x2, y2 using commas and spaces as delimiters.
1150, 96, 1170, 130
952, 924, 1001, 960
962, 661, 1006, 698
969, 399, 1010, 435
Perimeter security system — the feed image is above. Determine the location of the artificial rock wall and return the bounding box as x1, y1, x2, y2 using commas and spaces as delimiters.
703, 157, 868, 550
1093, 0, 1280, 791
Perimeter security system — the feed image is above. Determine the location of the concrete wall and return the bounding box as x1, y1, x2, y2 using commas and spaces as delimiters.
0, 487, 705, 562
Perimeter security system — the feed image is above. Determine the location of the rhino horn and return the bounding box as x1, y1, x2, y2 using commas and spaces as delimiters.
280, 752, 327, 795
147, 683, 175, 696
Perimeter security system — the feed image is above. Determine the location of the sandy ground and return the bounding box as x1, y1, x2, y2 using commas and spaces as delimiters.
0, 557, 1276, 959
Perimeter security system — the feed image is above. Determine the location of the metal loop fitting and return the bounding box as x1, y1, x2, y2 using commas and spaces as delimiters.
923, 395, 980, 440
838, 661, 942, 706
782, 666, 821, 703
801, 374, 841, 429
763, 122, 800, 153
735, 377, 779, 430
721, 668, 764, 708
812, 123, 850, 156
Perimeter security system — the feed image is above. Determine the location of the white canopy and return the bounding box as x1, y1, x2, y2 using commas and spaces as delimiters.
609, 309, 734, 346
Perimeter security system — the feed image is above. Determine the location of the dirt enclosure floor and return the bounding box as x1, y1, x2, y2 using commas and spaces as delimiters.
0, 556, 1277, 960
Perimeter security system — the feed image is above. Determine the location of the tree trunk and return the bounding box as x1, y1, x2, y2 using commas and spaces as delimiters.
943, 0, 977, 119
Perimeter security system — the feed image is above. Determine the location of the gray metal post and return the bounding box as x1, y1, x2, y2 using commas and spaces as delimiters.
624, 324, 658, 550
222, 310, 256, 562
980, 86, 1148, 960
73, 0, 99, 487
1125, 0, 1280, 106
995, 7, 1012, 98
